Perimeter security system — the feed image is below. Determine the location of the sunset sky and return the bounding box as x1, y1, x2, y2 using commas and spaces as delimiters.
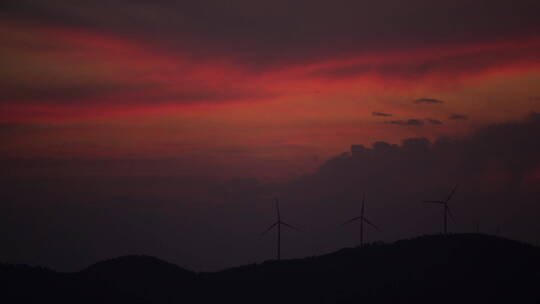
3, 0, 540, 180
2, 1, 540, 271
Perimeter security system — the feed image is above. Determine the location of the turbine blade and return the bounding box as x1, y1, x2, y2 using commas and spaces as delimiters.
280, 221, 302, 232
423, 200, 445, 204
341, 216, 362, 226
275, 198, 280, 220
361, 193, 365, 215
445, 185, 458, 203
362, 217, 381, 231
447, 207, 457, 224
259, 221, 278, 237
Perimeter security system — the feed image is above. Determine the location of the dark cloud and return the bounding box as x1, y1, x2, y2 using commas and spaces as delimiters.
0, 122, 52, 143
426, 119, 443, 125
0, 84, 274, 106
0, 84, 146, 105
414, 98, 444, 104
2, 1, 539, 111
372, 111, 393, 117
449, 113, 469, 120
311, 65, 373, 79
1, 114, 540, 272
309, 43, 540, 80
0, 121, 47, 132
288, 112, 540, 249
385, 119, 424, 126
2, 0, 540, 66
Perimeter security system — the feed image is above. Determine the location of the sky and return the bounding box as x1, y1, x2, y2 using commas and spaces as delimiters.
1, 1, 540, 271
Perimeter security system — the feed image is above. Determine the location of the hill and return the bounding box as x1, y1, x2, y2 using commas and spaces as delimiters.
78, 255, 196, 303
2, 234, 539, 303
0, 263, 144, 303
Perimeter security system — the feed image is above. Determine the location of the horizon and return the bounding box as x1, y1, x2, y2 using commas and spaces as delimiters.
6, 232, 535, 273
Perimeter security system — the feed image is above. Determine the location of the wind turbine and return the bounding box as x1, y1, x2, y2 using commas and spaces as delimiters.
423, 185, 458, 235
342, 193, 380, 247
260, 198, 300, 261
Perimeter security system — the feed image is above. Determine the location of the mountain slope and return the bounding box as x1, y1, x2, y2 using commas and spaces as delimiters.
2, 234, 539, 303
0, 263, 145, 304
203, 234, 540, 303
78, 255, 196, 303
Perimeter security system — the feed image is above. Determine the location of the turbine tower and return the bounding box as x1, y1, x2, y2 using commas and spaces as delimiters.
260, 198, 300, 261
342, 193, 380, 247
423, 185, 458, 235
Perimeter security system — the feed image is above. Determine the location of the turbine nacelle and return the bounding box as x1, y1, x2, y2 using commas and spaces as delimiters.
423, 185, 458, 234
341, 193, 380, 247
259, 198, 300, 260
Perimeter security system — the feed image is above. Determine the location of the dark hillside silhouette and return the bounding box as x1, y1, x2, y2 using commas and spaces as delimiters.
78, 255, 196, 304
204, 234, 540, 303
0, 264, 145, 303
2, 234, 539, 303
